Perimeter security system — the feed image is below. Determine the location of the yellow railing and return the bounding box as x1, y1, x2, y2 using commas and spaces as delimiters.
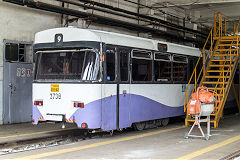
212, 42, 238, 113
184, 12, 240, 113
184, 26, 215, 112
209, 15, 240, 94
214, 12, 227, 38
214, 18, 240, 116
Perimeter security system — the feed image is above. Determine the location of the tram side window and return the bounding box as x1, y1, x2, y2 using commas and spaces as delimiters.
132, 50, 152, 81
119, 48, 129, 81
106, 48, 116, 81
154, 52, 171, 82
172, 55, 188, 83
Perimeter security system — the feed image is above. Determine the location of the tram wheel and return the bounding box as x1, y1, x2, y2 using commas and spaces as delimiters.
155, 119, 162, 127
133, 122, 146, 131
161, 118, 169, 126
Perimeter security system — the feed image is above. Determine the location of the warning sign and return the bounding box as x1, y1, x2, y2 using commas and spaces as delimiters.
51, 84, 59, 92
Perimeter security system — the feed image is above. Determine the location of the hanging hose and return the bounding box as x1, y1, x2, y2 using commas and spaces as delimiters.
207, 89, 220, 111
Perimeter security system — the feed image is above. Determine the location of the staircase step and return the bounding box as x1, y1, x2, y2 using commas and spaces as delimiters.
209, 64, 233, 67
219, 40, 239, 42
212, 93, 223, 96
207, 87, 225, 90
213, 54, 238, 56
217, 44, 239, 47
215, 48, 238, 52
202, 81, 228, 84
205, 75, 230, 78
212, 59, 236, 61
217, 36, 239, 40
207, 70, 231, 72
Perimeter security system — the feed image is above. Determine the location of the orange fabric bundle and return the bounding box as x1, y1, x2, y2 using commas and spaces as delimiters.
191, 89, 215, 104
187, 99, 201, 115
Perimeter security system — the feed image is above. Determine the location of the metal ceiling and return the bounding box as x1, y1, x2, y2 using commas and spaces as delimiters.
3, 0, 214, 47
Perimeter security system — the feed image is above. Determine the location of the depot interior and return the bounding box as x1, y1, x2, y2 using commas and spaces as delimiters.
1, 0, 240, 158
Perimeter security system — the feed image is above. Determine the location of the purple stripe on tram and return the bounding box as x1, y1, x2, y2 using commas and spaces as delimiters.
69, 99, 102, 128
32, 104, 44, 125
69, 94, 184, 130
129, 94, 184, 123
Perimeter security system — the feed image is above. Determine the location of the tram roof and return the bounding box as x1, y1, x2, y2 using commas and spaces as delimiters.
34, 27, 201, 57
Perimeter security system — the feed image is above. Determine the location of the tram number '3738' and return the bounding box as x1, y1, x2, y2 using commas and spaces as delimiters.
50, 93, 61, 99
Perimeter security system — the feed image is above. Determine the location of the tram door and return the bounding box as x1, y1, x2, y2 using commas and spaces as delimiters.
118, 47, 131, 129
102, 45, 131, 130
102, 45, 117, 130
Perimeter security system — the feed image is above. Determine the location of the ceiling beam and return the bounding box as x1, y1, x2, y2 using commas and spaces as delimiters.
152, 0, 240, 8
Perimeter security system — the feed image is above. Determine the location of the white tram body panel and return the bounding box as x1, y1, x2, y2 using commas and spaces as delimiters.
34, 27, 102, 44
33, 84, 102, 121
32, 27, 201, 130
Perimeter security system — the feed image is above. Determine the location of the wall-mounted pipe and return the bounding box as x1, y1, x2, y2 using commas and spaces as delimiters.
3, 0, 205, 46
76, 0, 208, 37
56, 0, 197, 36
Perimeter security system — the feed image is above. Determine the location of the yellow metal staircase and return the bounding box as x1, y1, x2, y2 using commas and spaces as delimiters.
184, 13, 240, 128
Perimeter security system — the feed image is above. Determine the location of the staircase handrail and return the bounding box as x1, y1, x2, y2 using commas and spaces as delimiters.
184, 12, 240, 127
184, 26, 214, 112
211, 41, 237, 112
184, 14, 240, 112
213, 18, 240, 114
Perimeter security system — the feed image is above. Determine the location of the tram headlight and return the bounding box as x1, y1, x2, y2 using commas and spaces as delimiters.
34, 100, 43, 106
73, 101, 84, 108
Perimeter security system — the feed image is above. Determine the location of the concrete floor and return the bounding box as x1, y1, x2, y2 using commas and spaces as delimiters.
0, 122, 77, 143
1, 115, 240, 159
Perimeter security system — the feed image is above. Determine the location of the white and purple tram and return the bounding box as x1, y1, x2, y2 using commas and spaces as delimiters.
32, 27, 201, 131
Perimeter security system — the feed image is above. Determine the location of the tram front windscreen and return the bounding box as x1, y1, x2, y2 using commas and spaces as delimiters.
35, 49, 100, 81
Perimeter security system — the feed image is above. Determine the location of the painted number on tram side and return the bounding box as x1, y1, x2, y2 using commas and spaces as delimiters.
50, 93, 61, 99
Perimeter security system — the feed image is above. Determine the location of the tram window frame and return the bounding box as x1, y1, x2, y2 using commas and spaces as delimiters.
118, 47, 130, 83
172, 54, 188, 83
34, 49, 101, 81
131, 49, 153, 83
105, 45, 117, 83
132, 50, 152, 60
154, 52, 172, 83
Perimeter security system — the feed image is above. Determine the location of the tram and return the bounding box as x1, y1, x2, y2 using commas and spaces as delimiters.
32, 27, 201, 131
